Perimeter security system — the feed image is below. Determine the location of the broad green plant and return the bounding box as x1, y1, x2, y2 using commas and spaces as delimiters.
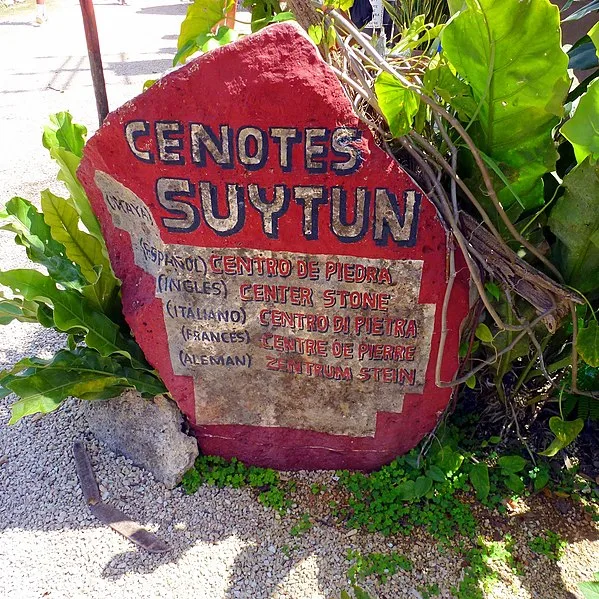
579, 572, 599, 599
0, 113, 166, 423
173, 0, 599, 454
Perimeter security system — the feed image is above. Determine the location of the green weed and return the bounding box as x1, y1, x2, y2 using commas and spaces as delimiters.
290, 512, 312, 536
529, 530, 567, 561
453, 536, 520, 599
418, 582, 441, 598
346, 549, 412, 584
181, 455, 291, 513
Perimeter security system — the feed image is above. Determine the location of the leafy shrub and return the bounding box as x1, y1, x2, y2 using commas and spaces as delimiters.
0, 113, 166, 423
529, 530, 567, 561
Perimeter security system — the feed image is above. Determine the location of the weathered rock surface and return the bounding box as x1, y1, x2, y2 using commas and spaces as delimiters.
83, 391, 198, 489
78, 22, 470, 470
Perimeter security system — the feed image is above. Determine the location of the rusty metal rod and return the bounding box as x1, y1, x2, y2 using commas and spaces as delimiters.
79, 0, 109, 126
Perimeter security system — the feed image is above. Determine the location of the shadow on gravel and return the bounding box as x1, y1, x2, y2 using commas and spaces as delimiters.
0, 326, 66, 371
105, 58, 173, 77
0, 21, 36, 26
91, 482, 599, 599
97, 510, 346, 598
136, 3, 187, 15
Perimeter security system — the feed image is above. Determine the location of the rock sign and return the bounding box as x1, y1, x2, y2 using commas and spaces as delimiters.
78, 23, 470, 470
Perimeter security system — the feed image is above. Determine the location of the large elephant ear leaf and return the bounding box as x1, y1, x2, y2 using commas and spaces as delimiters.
0, 269, 147, 370
40, 190, 119, 315
42, 112, 87, 158
49, 147, 104, 242
561, 79, 599, 165
441, 0, 570, 213
374, 72, 421, 138
548, 158, 599, 296
174, 0, 234, 65
6, 348, 166, 424
1, 196, 85, 290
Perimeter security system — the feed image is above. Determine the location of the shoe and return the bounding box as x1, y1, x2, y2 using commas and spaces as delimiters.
35, 14, 48, 24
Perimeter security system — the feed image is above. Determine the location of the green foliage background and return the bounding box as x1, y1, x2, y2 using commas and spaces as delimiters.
0, 113, 166, 422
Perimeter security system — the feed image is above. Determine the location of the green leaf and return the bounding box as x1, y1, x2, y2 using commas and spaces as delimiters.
173, 39, 197, 66
41, 113, 103, 244
458, 341, 469, 358
0, 298, 40, 325
447, 0, 465, 15
143, 79, 157, 91
247, 0, 280, 33
475, 323, 493, 343
48, 146, 104, 243
37, 303, 54, 328
0, 269, 147, 369
326, 23, 337, 48
578, 320, 599, 367
568, 38, 599, 70
426, 464, 446, 482
2, 197, 85, 290
351, 585, 373, 599
185, 26, 239, 55
435, 446, 464, 475
539, 416, 584, 457
396, 479, 416, 501
478, 149, 526, 211
442, 0, 570, 211
578, 579, 599, 599
485, 281, 501, 301
7, 348, 165, 424
271, 11, 295, 22
549, 159, 599, 295
504, 473, 525, 494
561, 79, 599, 165
40, 190, 118, 314
391, 15, 444, 54
175, 0, 234, 65
424, 61, 478, 121
465, 374, 476, 389
497, 455, 527, 473
533, 468, 550, 492
308, 23, 324, 45
9, 371, 128, 424
414, 475, 433, 498
374, 72, 420, 138
42, 112, 87, 158
590, 22, 599, 57
469, 462, 490, 501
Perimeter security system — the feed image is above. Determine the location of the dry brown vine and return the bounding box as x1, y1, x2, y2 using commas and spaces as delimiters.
287, 0, 592, 401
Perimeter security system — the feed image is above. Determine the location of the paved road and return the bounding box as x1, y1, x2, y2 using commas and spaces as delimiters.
0, 0, 185, 203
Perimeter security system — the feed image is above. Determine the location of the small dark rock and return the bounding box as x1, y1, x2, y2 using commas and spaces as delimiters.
554, 498, 572, 515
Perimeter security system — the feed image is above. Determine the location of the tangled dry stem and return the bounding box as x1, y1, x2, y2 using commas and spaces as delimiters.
290, 0, 594, 403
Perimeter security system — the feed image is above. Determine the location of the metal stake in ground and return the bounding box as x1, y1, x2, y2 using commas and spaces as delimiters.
78, 0, 109, 126
73, 441, 170, 553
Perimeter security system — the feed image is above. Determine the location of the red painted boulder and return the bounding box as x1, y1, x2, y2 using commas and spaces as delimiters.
78, 23, 470, 470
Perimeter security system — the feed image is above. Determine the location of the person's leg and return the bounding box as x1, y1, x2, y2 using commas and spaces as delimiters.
35, 0, 47, 24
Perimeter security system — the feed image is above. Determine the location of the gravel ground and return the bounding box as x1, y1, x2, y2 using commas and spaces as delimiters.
1, 1, 598, 597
